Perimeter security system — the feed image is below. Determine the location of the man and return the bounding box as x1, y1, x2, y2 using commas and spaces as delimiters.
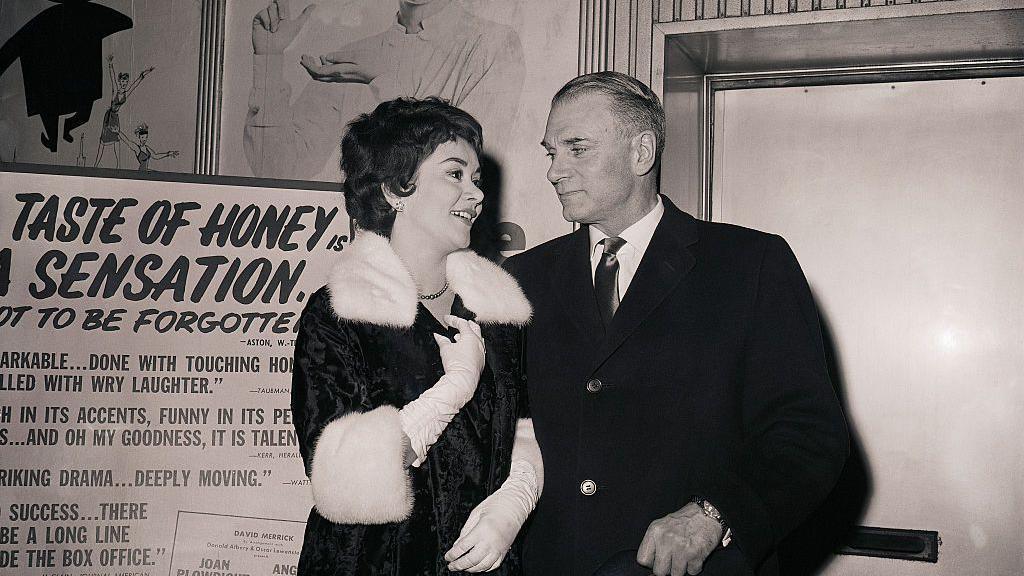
245, 0, 524, 180
503, 72, 849, 576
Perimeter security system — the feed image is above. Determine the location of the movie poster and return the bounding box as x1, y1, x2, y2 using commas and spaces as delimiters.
0, 170, 351, 575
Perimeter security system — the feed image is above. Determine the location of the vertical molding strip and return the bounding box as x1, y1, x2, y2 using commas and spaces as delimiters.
580, 0, 656, 84
193, 0, 225, 175
212, 0, 226, 173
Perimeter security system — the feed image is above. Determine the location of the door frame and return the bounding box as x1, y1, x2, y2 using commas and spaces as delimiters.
694, 60, 1024, 220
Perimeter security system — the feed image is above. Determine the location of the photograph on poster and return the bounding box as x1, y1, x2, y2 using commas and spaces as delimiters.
220, 0, 579, 251
240, 0, 525, 182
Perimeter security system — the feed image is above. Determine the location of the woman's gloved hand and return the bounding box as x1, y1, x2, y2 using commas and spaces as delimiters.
435, 315, 486, 397
399, 315, 486, 467
445, 419, 543, 572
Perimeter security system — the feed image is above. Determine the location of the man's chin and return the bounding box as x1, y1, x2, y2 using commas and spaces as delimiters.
559, 200, 589, 225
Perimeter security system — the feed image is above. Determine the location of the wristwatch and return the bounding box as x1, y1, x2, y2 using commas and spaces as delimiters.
691, 497, 733, 548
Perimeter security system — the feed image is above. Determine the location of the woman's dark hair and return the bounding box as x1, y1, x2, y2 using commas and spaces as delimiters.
341, 97, 483, 237
118, 72, 130, 82
134, 123, 149, 137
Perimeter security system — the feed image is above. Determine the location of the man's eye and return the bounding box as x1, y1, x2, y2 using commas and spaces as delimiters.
570, 147, 587, 156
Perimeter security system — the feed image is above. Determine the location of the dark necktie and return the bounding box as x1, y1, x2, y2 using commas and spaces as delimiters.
594, 237, 626, 328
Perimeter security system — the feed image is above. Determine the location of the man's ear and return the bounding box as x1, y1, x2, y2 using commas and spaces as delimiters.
632, 130, 658, 176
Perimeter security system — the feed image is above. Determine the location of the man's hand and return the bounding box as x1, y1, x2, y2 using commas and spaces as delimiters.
252, 0, 317, 55
637, 503, 723, 576
299, 50, 380, 84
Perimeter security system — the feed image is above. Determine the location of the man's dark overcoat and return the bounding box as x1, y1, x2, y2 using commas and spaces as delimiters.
504, 197, 849, 576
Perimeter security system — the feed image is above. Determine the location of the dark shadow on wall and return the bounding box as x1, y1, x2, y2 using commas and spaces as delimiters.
470, 153, 505, 262
777, 292, 873, 575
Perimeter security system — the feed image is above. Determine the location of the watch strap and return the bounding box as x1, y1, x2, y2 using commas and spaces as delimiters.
691, 496, 732, 548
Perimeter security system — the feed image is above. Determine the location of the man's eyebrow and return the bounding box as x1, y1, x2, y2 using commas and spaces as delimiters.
562, 137, 591, 146
541, 137, 591, 148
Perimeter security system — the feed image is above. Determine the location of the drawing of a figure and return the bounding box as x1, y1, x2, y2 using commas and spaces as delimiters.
94, 55, 154, 167
244, 0, 525, 180
0, 0, 132, 153
119, 123, 179, 171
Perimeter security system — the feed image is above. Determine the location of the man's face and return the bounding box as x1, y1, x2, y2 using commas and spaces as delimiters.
542, 93, 640, 234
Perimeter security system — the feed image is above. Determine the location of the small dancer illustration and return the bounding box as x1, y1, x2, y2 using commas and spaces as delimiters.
94, 55, 153, 167
120, 123, 178, 171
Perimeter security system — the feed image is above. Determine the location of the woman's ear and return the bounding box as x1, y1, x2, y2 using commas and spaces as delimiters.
381, 183, 410, 213
381, 183, 402, 210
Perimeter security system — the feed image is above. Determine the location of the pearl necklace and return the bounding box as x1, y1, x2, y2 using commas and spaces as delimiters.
417, 281, 449, 301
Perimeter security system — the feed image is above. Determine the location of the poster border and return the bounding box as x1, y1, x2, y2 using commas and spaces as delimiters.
0, 162, 342, 193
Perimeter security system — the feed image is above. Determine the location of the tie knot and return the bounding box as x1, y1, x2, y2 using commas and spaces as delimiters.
601, 237, 626, 255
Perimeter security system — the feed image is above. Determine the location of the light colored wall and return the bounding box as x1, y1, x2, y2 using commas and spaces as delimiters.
710, 76, 1024, 575
660, 77, 702, 216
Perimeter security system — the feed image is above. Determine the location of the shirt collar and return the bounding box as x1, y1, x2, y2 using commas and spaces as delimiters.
387, 1, 462, 41
589, 195, 665, 260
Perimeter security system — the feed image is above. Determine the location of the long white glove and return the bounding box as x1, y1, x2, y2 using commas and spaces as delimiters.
399, 315, 485, 467
445, 418, 544, 573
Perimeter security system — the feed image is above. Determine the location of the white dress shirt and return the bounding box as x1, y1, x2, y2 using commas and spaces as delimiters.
589, 196, 665, 300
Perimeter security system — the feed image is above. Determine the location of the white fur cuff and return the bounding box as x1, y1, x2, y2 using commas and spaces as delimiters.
310, 405, 413, 524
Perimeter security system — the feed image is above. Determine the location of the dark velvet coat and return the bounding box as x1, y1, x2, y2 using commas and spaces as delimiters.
292, 232, 532, 576
504, 197, 849, 576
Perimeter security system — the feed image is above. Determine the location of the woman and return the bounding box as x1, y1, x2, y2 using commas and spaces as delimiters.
94, 55, 153, 167
120, 123, 179, 171
292, 97, 541, 575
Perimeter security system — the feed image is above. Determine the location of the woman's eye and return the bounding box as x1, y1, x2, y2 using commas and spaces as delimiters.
472, 179, 482, 188
448, 169, 463, 180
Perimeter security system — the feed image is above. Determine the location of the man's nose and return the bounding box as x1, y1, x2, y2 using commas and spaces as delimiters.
547, 157, 567, 185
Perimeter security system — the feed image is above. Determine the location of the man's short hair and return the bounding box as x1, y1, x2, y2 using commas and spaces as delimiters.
553, 71, 665, 163
340, 97, 483, 237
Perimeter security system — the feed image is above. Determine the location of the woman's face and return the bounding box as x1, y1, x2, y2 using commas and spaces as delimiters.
392, 138, 483, 254
118, 77, 129, 90
139, 133, 149, 145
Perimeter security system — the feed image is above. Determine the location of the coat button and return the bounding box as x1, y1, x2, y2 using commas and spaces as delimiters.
586, 378, 603, 393
580, 479, 597, 496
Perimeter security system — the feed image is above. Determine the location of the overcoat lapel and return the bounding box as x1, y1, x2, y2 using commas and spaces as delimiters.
553, 227, 604, 345
590, 201, 699, 373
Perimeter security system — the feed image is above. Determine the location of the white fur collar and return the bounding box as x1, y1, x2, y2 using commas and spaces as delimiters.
328, 232, 531, 328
